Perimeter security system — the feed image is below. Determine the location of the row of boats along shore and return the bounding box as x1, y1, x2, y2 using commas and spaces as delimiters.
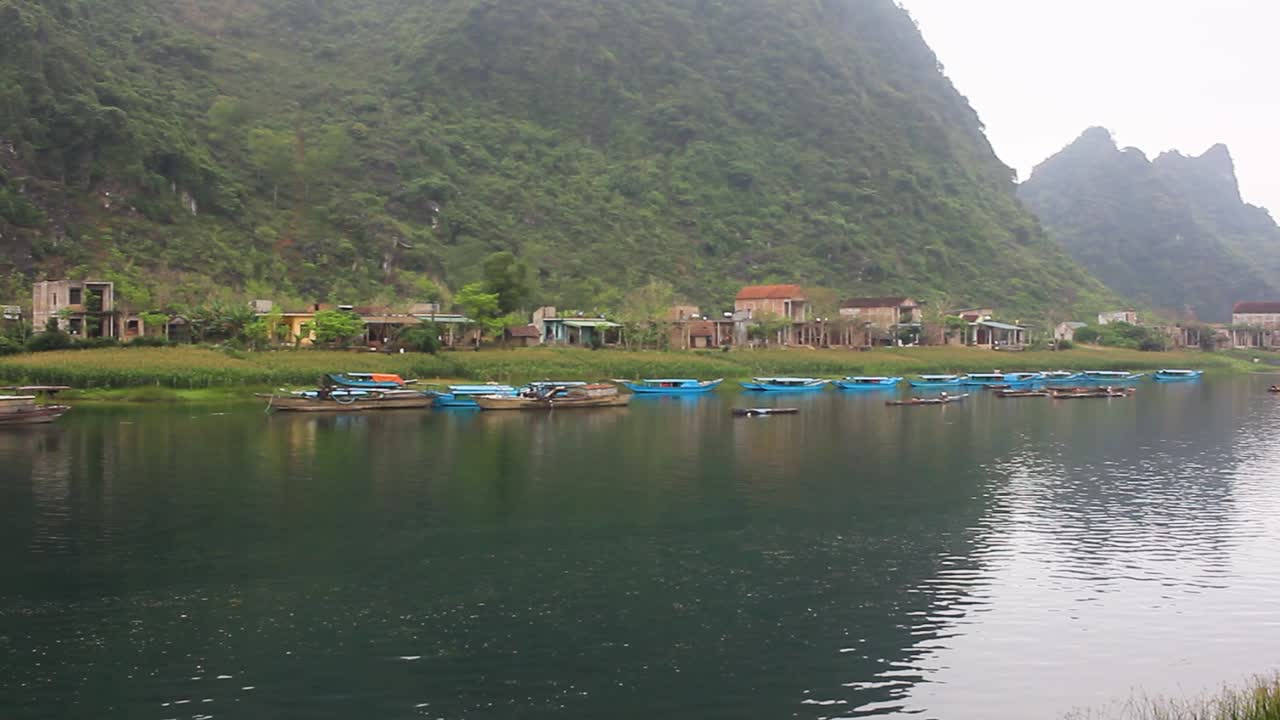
255, 369, 1207, 413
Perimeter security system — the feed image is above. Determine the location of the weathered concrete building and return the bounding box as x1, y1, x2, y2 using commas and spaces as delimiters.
839, 296, 920, 345
734, 285, 807, 345
32, 280, 119, 337
1054, 321, 1087, 342
1231, 301, 1280, 348
1098, 310, 1139, 325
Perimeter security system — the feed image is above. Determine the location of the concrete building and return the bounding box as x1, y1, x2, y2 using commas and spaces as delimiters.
1098, 310, 1139, 325
32, 280, 118, 337
1054, 321, 1087, 342
734, 285, 807, 345
1230, 301, 1280, 348
840, 296, 920, 345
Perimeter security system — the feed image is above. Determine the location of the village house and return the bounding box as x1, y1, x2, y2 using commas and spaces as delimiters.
504, 324, 542, 347
734, 285, 807, 345
1098, 310, 1139, 325
531, 306, 621, 347
950, 307, 1026, 349
1230, 301, 1280, 348
1054, 321, 1087, 343
839, 296, 920, 345
32, 280, 127, 338
665, 306, 735, 350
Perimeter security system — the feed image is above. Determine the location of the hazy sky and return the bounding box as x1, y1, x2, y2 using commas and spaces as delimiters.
898, 0, 1280, 210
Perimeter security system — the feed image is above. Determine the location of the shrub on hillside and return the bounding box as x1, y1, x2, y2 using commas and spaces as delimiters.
0, 336, 23, 356
27, 331, 72, 352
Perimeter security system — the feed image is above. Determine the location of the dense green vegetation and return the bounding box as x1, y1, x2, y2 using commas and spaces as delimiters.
1065, 674, 1280, 720
1020, 127, 1280, 322
0, 0, 1115, 318
1073, 322, 1171, 352
0, 345, 1245, 391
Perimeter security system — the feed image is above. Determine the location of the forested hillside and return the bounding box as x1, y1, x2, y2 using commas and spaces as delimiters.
1019, 127, 1280, 322
0, 0, 1113, 316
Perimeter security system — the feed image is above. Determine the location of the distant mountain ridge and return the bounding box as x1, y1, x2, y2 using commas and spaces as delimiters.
1018, 127, 1280, 322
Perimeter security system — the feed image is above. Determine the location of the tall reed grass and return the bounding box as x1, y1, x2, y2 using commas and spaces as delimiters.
1067, 675, 1280, 720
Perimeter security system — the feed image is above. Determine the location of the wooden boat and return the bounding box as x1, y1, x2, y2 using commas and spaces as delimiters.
887, 393, 970, 406
474, 383, 631, 410
620, 378, 723, 395
0, 396, 70, 425
995, 389, 1052, 398
732, 407, 799, 416
1153, 369, 1204, 382
259, 388, 433, 412
907, 375, 964, 389
833, 376, 903, 390
1050, 387, 1136, 399
325, 372, 410, 389
1080, 370, 1146, 383
740, 377, 829, 392
1269, 386, 1280, 394
432, 384, 519, 408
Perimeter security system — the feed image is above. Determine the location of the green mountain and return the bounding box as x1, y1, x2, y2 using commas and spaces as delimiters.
0, 0, 1112, 316
1019, 127, 1280, 322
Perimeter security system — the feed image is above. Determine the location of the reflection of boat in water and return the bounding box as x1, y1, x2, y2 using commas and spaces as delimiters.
0, 395, 70, 425
258, 388, 433, 412
474, 384, 630, 410
732, 407, 799, 417
833, 376, 902, 390
1153, 369, 1203, 382
620, 378, 723, 395
740, 378, 829, 392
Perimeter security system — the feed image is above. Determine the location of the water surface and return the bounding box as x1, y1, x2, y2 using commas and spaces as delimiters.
3, 378, 1280, 719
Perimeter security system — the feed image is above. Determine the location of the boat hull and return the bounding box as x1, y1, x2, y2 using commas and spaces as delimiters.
740, 380, 829, 392
474, 394, 632, 410
260, 392, 433, 412
907, 379, 964, 389
622, 379, 723, 395
1079, 372, 1146, 384
0, 405, 70, 425
887, 393, 969, 406
833, 377, 902, 390
1153, 371, 1203, 382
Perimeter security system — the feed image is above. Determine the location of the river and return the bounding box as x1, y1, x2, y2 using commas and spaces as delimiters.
3, 377, 1280, 719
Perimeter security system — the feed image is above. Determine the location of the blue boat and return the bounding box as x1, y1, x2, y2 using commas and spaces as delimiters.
1153, 369, 1203, 382
1042, 371, 1085, 385
907, 374, 964, 389
325, 372, 408, 389
432, 384, 519, 408
1080, 370, 1146, 384
962, 372, 1045, 387
621, 378, 723, 395
1003, 372, 1046, 386
833, 376, 903, 390
740, 377, 829, 392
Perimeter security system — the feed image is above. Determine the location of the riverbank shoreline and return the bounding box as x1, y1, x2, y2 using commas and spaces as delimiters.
0, 345, 1257, 403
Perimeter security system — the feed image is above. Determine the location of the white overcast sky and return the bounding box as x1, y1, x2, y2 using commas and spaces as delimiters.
898, 0, 1280, 210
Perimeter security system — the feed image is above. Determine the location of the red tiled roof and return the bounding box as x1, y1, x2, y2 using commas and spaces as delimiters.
1233, 301, 1280, 314
506, 324, 541, 338
735, 284, 805, 300
841, 296, 914, 309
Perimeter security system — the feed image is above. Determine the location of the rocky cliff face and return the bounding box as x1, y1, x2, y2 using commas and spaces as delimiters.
1019, 128, 1280, 321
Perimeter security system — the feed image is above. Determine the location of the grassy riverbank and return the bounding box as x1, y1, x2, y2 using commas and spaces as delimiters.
1067, 674, 1280, 719
0, 345, 1252, 401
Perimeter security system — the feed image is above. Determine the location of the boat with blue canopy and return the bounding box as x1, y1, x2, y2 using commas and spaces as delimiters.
907, 374, 964, 388
1153, 369, 1203, 382
1042, 371, 1085, 385
740, 377, 829, 392
1080, 370, 1146, 383
833, 376, 903, 390
620, 378, 723, 395
432, 384, 519, 408
325, 372, 410, 389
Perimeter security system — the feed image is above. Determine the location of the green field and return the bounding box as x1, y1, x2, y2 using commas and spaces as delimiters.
0, 345, 1252, 401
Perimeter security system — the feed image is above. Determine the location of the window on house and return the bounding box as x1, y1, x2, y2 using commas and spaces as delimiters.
69, 318, 83, 335
69, 288, 82, 305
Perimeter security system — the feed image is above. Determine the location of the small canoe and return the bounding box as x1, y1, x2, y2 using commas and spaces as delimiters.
475, 384, 630, 410
833, 376, 903, 390
620, 378, 723, 395
996, 389, 1052, 398
740, 378, 829, 392
1050, 388, 1136, 399
908, 375, 964, 388
1153, 369, 1203, 382
0, 398, 71, 425
887, 393, 970, 406
732, 407, 799, 417
260, 389, 433, 412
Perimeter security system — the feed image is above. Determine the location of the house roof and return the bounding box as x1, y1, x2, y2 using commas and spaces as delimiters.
977, 320, 1025, 331
1061, 321, 1087, 329
841, 296, 915, 309
564, 319, 620, 328
507, 324, 541, 338
1233, 301, 1280, 314
735, 284, 805, 301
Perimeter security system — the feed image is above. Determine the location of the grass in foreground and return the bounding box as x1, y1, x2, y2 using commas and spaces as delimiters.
0, 344, 1252, 391
1067, 675, 1280, 720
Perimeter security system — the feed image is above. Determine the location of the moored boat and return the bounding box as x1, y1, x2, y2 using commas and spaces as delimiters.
0, 395, 71, 425
620, 378, 723, 395
995, 389, 1052, 398
833, 376, 903, 390
260, 388, 433, 412
907, 374, 964, 388
432, 384, 519, 408
732, 407, 799, 416
325, 373, 410, 389
474, 383, 630, 410
1050, 387, 1136, 399
1042, 371, 1085, 385
1080, 370, 1146, 383
964, 372, 1044, 387
887, 393, 969, 406
1153, 369, 1204, 382
740, 377, 829, 392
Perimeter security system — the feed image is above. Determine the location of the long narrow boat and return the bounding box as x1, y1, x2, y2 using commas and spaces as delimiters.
1042, 371, 1085, 385
1050, 387, 1136, 399
260, 388, 434, 412
432, 384, 519, 408
995, 389, 1052, 398
962, 372, 1009, 387
0, 395, 71, 425
887, 393, 969, 406
964, 372, 1044, 387
907, 375, 964, 389
740, 377, 829, 392
325, 373, 410, 389
733, 407, 799, 416
833, 376, 903, 390
1080, 370, 1146, 384
620, 378, 723, 395
475, 384, 631, 410
1153, 369, 1204, 382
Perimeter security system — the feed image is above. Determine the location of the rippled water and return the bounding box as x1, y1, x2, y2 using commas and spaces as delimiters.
3, 378, 1280, 719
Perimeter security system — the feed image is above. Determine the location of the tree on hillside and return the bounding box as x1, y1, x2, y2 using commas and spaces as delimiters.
247, 128, 295, 208
455, 282, 503, 347
618, 278, 676, 350
481, 251, 531, 314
